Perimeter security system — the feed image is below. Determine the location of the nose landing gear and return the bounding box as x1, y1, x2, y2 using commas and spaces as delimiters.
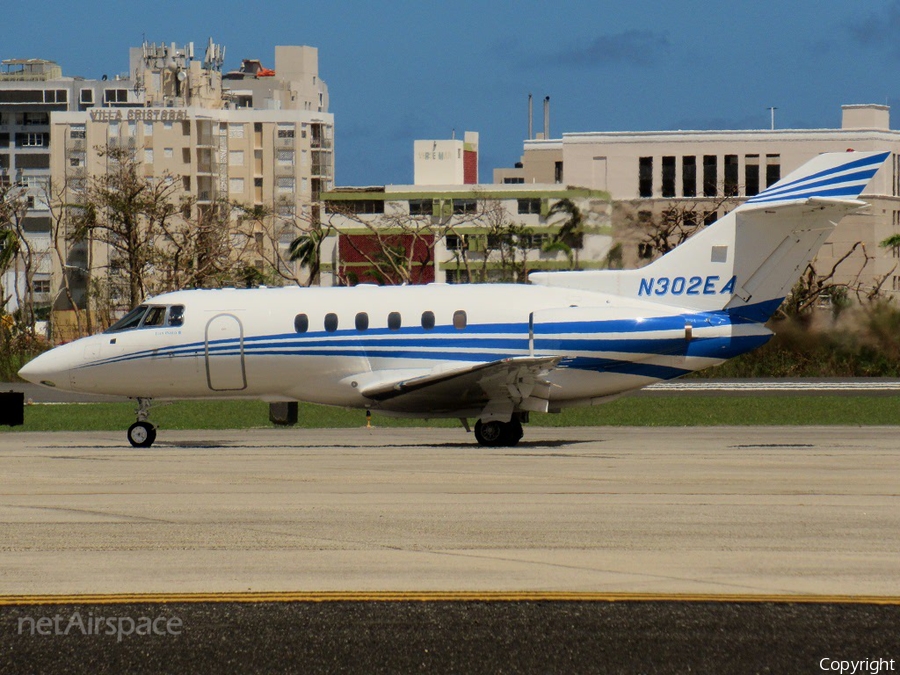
127, 398, 157, 448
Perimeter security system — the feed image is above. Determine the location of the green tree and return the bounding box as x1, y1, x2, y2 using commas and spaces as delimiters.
543, 198, 584, 269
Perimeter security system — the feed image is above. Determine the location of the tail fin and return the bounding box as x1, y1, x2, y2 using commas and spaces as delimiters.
530, 151, 889, 321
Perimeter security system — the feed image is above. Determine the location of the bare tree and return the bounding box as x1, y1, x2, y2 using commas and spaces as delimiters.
71, 146, 181, 312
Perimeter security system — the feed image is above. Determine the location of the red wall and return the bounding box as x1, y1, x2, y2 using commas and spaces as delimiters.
338, 234, 435, 285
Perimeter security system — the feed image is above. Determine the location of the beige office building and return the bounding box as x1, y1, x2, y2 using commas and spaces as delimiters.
496, 104, 900, 298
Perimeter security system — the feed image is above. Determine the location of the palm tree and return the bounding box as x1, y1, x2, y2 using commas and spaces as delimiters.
289, 228, 325, 286
543, 198, 584, 269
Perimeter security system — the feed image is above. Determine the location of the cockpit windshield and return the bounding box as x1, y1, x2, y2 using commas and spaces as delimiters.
104, 304, 186, 333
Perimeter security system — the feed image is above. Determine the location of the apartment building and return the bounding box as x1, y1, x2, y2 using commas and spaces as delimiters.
1, 41, 334, 337
495, 104, 900, 296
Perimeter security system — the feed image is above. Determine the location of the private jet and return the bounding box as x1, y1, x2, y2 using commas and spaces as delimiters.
18, 151, 889, 447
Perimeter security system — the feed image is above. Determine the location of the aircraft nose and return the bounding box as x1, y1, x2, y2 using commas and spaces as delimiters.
18, 349, 72, 389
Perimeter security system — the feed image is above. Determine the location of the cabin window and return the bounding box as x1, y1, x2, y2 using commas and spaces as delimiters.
168, 305, 185, 327
387, 312, 401, 330
324, 313, 338, 332
105, 305, 147, 333
421, 311, 435, 330
141, 306, 166, 327
453, 310, 467, 330
294, 313, 309, 333
355, 312, 369, 331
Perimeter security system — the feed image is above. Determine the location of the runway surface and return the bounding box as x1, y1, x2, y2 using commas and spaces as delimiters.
1, 426, 898, 672
0, 425, 898, 596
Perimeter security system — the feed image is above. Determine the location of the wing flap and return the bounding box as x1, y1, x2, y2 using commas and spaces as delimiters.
359, 356, 561, 414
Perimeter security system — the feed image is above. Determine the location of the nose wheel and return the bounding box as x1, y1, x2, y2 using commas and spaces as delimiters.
127, 397, 157, 447
127, 421, 157, 447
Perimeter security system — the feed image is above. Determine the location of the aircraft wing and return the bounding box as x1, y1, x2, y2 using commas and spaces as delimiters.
358, 356, 561, 415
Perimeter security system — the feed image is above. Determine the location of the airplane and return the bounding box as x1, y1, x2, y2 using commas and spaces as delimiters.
18, 150, 890, 448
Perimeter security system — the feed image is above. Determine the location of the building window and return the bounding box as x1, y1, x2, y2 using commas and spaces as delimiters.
143, 148, 153, 164
517, 198, 541, 215
387, 312, 402, 331
277, 124, 295, 139
452, 199, 477, 214
766, 154, 781, 187
229, 150, 244, 166
70, 125, 86, 140
703, 155, 717, 197
504, 177, 525, 184
445, 234, 466, 251
445, 270, 469, 284
662, 156, 676, 198
724, 155, 738, 196
682, 156, 696, 197
104, 89, 128, 104
79, 89, 94, 106
229, 178, 244, 193
277, 150, 294, 165
31, 278, 51, 295
277, 177, 295, 193
164, 147, 173, 159
554, 161, 563, 184
639, 157, 653, 198
18, 133, 47, 147
409, 199, 432, 216
229, 123, 244, 139
638, 242, 654, 259
523, 232, 550, 249
745, 155, 760, 196
143, 122, 153, 136
327, 200, 383, 215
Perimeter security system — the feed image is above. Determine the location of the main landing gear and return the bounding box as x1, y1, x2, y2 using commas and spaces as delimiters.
127, 397, 157, 448
473, 416, 524, 447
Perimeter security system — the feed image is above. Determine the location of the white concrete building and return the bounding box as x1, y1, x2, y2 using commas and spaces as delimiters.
495, 105, 900, 297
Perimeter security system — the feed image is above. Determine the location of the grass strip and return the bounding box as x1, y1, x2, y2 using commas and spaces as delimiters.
2, 395, 898, 432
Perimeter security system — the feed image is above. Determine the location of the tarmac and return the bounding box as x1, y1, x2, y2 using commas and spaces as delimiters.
1, 425, 898, 672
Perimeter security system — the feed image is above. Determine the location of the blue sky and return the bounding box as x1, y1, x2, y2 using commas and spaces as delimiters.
5, 0, 900, 186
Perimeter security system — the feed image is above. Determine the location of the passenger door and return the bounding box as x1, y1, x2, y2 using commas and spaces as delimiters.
205, 313, 247, 391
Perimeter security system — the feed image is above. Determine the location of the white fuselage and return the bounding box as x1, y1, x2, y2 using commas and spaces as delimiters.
21, 283, 770, 417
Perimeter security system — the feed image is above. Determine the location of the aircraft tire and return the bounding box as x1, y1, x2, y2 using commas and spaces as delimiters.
474, 419, 522, 447
127, 421, 156, 448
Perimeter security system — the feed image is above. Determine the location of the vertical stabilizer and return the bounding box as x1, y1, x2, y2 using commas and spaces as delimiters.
530, 151, 889, 321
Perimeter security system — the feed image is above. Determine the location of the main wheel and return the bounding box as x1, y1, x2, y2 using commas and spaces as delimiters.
474, 419, 523, 447
127, 421, 157, 448
474, 420, 505, 446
